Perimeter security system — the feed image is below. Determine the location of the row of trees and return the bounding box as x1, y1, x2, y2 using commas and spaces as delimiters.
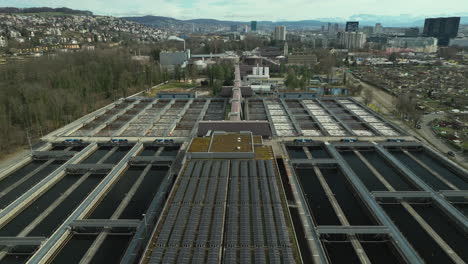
0, 48, 167, 155
206, 63, 234, 95
394, 93, 423, 127
284, 67, 311, 89
282, 50, 342, 89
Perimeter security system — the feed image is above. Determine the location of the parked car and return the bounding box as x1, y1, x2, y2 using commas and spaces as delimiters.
447, 151, 456, 157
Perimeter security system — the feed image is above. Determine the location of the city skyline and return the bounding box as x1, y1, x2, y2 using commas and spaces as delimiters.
1, 0, 468, 22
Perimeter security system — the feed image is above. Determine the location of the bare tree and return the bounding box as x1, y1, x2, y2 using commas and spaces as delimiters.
362, 88, 374, 105
408, 109, 423, 127
348, 84, 363, 96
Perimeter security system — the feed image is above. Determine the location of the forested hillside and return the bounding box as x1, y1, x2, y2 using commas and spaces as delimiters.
0, 49, 166, 155
0, 7, 92, 15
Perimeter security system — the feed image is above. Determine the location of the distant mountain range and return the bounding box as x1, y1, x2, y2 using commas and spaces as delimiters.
123, 14, 468, 29
321, 14, 468, 27
0, 7, 93, 16
123, 16, 330, 30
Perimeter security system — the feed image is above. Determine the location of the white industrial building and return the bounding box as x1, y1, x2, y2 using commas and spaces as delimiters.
274, 26, 287, 41
244, 66, 271, 85
337, 32, 367, 50
159, 49, 191, 70
450, 38, 468, 47
387, 37, 438, 53
252, 66, 270, 77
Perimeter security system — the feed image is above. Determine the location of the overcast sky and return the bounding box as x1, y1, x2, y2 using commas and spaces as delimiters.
1, 0, 467, 21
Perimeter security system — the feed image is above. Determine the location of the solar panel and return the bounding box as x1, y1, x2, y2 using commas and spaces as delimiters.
196, 207, 212, 245
268, 249, 281, 264
265, 160, 276, 177
183, 206, 202, 245
161, 248, 178, 264
240, 249, 252, 264
220, 160, 229, 177
182, 161, 196, 178
240, 207, 250, 246
169, 205, 191, 245
258, 160, 267, 177
216, 177, 228, 201
194, 178, 208, 203
210, 160, 221, 176
149, 247, 165, 264
191, 248, 206, 264
260, 177, 272, 203
183, 175, 201, 202
241, 177, 249, 203
224, 248, 237, 264
173, 178, 190, 203
206, 248, 220, 264
191, 160, 204, 177
264, 206, 278, 247
249, 160, 257, 176
231, 160, 239, 177
229, 175, 239, 202
176, 248, 192, 264
205, 177, 218, 204
282, 248, 296, 264
201, 160, 212, 177
254, 248, 267, 264
250, 178, 259, 203
269, 177, 282, 204
240, 161, 248, 176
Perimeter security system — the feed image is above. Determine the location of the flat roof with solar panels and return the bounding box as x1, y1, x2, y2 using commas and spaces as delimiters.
141, 133, 299, 263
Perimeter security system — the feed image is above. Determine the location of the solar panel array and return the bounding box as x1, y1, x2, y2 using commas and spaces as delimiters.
147, 159, 297, 264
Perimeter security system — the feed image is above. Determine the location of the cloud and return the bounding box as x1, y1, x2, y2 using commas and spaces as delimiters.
1, 0, 467, 21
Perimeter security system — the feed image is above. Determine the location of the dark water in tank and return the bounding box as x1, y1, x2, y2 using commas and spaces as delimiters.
139, 147, 159, 156
287, 147, 308, 160
1, 255, 31, 264
389, 150, 450, 190
71, 146, 86, 152
277, 158, 294, 201
381, 203, 455, 264
295, 168, 341, 225
29, 174, 103, 237
0, 174, 81, 236
453, 203, 468, 217
50, 235, 97, 264
289, 208, 314, 264
309, 146, 331, 159
88, 167, 144, 219
89, 235, 132, 264
409, 150, 468, 190
412, 203, 468, 260
360, 151, 418, 191
361, 240, 405, 264
340, 151, 387, 191
160, 146, 180, 157
322, 241, 360, 264
104, 146, 132, 164
51, 145, 67, 151
0, 161, 64, 208
81, 147, 112, 164
0, 161, 45, 192
51, 235, 132, 263
321, 168, 377, 225
119, 166, 168, 219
